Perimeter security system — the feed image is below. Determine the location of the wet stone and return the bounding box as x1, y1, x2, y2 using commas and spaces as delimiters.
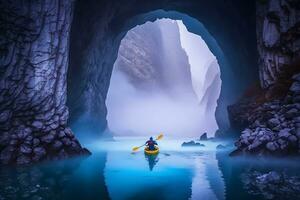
40, 134, 55, 144
52, 140, 63, 150
20, 144, 32, 154
33, 147, 46, 158
32, 121, 44, 129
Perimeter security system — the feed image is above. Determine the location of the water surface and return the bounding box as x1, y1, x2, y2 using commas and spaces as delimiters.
1, 137, 300, 200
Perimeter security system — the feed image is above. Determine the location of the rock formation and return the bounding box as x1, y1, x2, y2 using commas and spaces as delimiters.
229, 0, 300, 156
0, 0, 90, 165
114, 21, 164, 91
114, 19, 195, 98
257, 0, 300, 88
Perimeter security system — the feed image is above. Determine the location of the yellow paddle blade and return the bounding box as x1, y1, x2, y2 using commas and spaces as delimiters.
132, 146, 140, 151
156, 133, 163, 140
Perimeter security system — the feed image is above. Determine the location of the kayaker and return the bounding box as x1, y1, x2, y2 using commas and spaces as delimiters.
145, 137, 158, 151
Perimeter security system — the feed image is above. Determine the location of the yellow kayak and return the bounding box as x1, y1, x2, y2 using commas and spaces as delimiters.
144, 146, 159, 155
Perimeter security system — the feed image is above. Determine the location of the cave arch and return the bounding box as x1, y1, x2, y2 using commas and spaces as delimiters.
67, 0, 258, 139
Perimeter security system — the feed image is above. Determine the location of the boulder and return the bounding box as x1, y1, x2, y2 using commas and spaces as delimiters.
32, 121, 44, 129
285, 108, 298, 119
292, 73, 300, 82
33, 138, 40, 146
278, 128, 291, 138
268, 118, 280, 128
33, 147, 46, 158
20, 144, 32, 154
288, 135, 298, 143
52, 140, 63, 150
40, 134, 55, 143
199, 133, 208, 140
266, 142, 278, 151
290, 82, 300, 93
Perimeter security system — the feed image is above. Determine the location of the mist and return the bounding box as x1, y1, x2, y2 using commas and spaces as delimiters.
106, 19, 221, 138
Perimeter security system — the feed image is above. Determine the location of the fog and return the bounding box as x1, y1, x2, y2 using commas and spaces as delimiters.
106, 19, 221, 137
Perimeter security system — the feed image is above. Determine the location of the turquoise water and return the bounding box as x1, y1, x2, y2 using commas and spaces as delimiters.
1, 137, 300, 200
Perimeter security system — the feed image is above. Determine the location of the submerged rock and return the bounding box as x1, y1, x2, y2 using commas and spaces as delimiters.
216, 144, 231, 150
241, 170, 300, 199
181, 140, 205, 147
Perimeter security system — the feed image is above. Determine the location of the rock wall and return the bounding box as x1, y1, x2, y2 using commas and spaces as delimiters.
0, 0, 89, 165
114, 21, 164, 91
257, 0, 300, 88
229, 0, 300, 156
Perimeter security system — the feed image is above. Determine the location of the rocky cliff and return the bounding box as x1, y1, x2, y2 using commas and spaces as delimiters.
115, 19, 195, 97
229, 0, 300, 156
257, 0, 300, 88
114, 21, 164, 91
0, 0, 89, 165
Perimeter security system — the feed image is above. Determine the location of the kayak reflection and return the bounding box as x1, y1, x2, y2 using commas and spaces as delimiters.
144, 154, 159, 171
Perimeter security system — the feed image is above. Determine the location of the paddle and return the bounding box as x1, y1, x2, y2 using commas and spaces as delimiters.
132, 134, 163, 152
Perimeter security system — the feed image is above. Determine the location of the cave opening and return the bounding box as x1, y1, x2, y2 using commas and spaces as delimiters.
67, 7, 257, 142
106, 18, 221, 138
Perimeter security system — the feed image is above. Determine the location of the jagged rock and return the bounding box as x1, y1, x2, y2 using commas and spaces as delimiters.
199, 133, 208, 140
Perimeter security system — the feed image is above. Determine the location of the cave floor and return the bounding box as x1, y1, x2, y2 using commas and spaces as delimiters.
1, 137, 300, 200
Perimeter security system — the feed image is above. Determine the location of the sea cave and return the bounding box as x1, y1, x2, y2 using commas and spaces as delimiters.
0, 0, 300, 199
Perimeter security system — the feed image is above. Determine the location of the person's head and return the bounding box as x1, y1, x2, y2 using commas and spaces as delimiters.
150, 137, 153, 141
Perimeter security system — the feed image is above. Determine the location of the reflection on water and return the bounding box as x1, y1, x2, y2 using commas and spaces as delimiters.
144, 154, 159, 171
0, 137, 300, 200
